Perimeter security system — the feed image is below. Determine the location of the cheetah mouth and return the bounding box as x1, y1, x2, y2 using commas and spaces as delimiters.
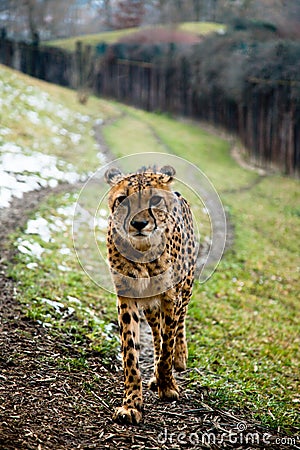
130, 230, 152, 238
127, 229, 166, 254
129, 233, 151, 251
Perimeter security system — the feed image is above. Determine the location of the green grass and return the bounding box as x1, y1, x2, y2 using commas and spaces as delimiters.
46, 22, 225, 51
189, 185, 299, 430
2, 66, 299, 434
115, 107, 255, 191
180, 21, 226, 35
47, 28, 138, 50
103, 113, 166, 157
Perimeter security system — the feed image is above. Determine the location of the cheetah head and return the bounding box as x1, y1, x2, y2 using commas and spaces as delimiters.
105, 166, 177, 253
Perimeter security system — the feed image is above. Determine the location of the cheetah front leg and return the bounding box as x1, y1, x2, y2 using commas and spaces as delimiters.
156, 294, 180, 401
113, 297, 143, 425
144, 305, 161, 392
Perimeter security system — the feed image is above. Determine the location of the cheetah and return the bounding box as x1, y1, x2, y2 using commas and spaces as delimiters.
105, 165, 196, 424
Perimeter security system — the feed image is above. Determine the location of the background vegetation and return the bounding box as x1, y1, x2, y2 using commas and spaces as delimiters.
1, 0, 299, 41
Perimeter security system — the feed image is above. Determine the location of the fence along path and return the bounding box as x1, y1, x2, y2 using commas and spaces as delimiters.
0, 36, 299, 177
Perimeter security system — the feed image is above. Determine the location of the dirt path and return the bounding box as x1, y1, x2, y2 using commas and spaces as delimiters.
0, 125, 294, 450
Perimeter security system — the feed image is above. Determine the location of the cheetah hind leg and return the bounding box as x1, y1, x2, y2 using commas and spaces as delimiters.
173, 338, 188, 371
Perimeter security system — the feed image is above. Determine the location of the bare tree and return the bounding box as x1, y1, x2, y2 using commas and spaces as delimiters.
114, 0, 145, 29
0, 0, 78, 40
102, 0, 113, 27
23, 0, 39, 41
192, 0, 202, 21
142, 0, 219, 25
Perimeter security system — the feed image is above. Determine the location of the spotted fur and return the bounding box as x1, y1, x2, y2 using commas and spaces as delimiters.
105, 165, 196, 424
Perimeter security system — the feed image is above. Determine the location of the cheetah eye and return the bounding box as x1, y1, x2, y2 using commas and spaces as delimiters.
116, 195, 127, 204
150, 195, 163, 207
113, 195, 127, 210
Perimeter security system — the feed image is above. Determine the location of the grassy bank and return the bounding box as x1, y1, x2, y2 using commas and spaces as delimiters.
1, 65, 299, 434
46, 22, 225, 51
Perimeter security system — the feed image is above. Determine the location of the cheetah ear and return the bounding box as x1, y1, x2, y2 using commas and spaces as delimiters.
105, 167, 124, 186
160, 165, 176, 183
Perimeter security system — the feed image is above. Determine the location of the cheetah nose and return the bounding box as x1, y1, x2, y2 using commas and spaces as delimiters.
131, 219, 148, 231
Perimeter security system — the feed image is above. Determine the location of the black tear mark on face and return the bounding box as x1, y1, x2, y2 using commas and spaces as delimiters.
112, 195, 128, 212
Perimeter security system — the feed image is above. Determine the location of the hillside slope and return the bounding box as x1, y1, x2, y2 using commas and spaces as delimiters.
47, 22, 225, 51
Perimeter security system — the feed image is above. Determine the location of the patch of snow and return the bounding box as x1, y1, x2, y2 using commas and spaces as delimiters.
67, 295, 82, 305
37, 321, 53, 328
0, 171, 19, 190
104, 322, 117, 340
48, 179, 59, 188
18, 200, 81, 265
1, 142, 23, 153
17, 173, 46, 189
40, 298, 65, 313
94, 217, 108, 230
59, 246, 71, 255
0, 127, 11, 136
48, 217, 67, 232
27, 262, 38, 270
51, 137, 62, 146
59, 128, 68, 136
76, 113, 90, 123
58, 264, 71, 272
57, 203, 77, 219
0, 187, 12, 208
0, 73, 97, 209
69, 133, 81, 145
18, 239, 44, 259
25, 217, 52, 242
67, 307, 75, 316
99, 208, 107, 217
26, 110, 40, 125
85, 307, 101, 323
97, 152, 107, 163
0, 143, 82, 209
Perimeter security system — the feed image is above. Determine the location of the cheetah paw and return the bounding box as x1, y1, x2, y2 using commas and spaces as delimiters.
173, 357, 187, 372
113, 406, 142, 425
158, 382, 180, 401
